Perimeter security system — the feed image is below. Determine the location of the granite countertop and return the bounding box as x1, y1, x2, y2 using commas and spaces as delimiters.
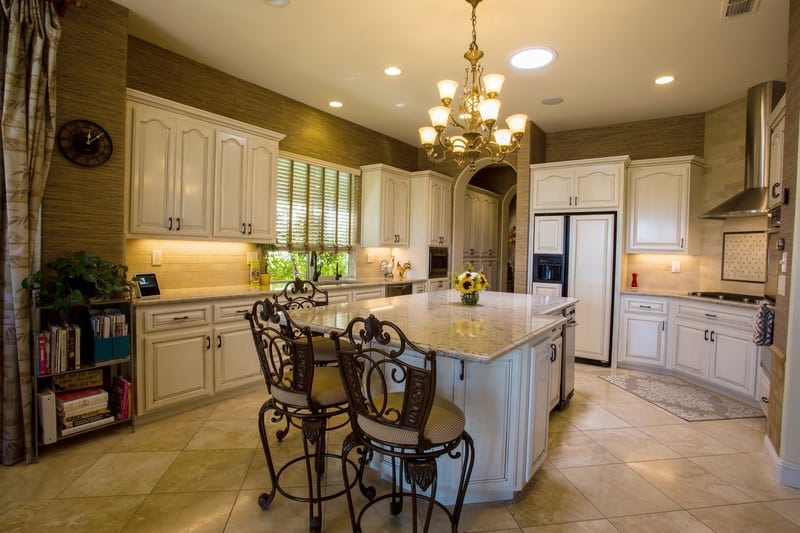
620, 288, 763, 309
286, 291, 577, 363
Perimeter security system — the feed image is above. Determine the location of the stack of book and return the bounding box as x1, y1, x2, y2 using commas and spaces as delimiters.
56, 387, 114, 437
37, 323, 82, 375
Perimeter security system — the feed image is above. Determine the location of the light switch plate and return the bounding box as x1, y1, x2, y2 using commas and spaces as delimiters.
778, 275, 786, 296
671, 261, 681, 273
151, 249, 162, 266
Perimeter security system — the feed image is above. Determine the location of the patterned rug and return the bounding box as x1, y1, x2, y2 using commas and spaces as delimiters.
600, 371, 764, 422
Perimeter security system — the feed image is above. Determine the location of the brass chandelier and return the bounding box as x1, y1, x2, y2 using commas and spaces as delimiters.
418, 0, 528, 169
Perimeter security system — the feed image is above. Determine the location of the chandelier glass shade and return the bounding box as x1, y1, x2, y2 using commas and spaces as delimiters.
419, 0, 528, 169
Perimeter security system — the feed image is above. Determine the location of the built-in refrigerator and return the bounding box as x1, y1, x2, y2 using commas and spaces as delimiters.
531, 213, 616, 366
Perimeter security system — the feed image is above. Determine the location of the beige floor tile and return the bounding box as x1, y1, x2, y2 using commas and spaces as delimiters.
521, 519, 619, 532
609, 510, 714, 532
505, 468, 603, 527
186, 419, 260, 450
560, 403, 631, 431
153, 449, 254, 492
765, 499, 800, 526
207, 394, 265, 420
628, 458, 752, 508
0, 452, 100, 503
690, 502, 800, 532
45, 426, 127, 456
690, 453, 800, 501
601, 400, 684, 426
548, 411, 580, 433
547, 431, 620, 468
559, 463, 681, 517
225, 489, 314, 532
123, 490, 237, 532
570, 385, 637, 407
458, 501, 520, 531
639, 423, 739, 456
0, 495, 144, 533
110, 418, 204, 452
60, 451, 179, 497
583, 427, 681, 462
690, 418, 768, 453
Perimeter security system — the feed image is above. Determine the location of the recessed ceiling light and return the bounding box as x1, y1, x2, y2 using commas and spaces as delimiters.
384, 66, 402, 76
510, 47, 557, 70
328, 101, 343, 108
541, 97, 564, 106
264, 0, 290, 6
655, 75, 675, 85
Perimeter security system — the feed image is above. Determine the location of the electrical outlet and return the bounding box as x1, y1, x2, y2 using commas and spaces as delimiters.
367, 254, 375, 263
151, 249, 162, 266
671, 261, 680, 273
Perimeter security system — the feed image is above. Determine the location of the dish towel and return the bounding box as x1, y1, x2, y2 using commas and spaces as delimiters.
753, 302, 775, 346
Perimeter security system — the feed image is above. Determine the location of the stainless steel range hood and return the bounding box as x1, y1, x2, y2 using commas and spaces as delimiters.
701, 81, 786, 219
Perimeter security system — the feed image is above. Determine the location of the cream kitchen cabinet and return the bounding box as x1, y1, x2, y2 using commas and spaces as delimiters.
532, 215, 564, 254
768, 95, 786, 208
548, 333, 563, 411
618, 295, 669, 369
530, 282, 562, 297
126, 100, 214, 238
427, 278, 450, 292
525, 335, 553, 481
531, 156, 629, 211
361, 163, 410, 246
626, 156, 705, 254
464, 187, 499, 258
214, 131, 280, 242
410, 170, 453, 246
671, 300, 758, 399
212, 298, 262, 392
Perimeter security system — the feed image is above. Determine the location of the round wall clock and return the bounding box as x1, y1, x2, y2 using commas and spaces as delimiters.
58, 119, 113, 167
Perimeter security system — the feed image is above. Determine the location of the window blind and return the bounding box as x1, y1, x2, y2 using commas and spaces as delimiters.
275, 155, 360, 250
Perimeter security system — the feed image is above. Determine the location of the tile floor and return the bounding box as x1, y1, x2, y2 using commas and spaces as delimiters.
2, 363, 799, 532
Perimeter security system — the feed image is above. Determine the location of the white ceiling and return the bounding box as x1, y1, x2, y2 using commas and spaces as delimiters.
114, 0, 789, 146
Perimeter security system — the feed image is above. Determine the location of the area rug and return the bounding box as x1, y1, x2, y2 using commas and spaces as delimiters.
599, 371, 764, 422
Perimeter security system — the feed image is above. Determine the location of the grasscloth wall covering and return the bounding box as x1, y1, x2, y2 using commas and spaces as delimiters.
126, 37, 418, 173
42, 1, 128, 266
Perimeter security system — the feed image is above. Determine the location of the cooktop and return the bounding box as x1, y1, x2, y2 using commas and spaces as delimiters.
687, 291, 763, 304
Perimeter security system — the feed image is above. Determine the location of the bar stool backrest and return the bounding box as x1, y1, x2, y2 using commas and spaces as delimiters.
333, 314, 437, 452
274, 278, 329, 310
246, 298, 317, 409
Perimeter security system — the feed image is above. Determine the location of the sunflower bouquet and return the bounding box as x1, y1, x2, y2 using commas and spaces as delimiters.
452, 262, 490, 295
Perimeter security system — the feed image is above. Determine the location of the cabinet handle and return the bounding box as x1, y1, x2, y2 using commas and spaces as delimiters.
704, 329, 709, 341
217, 335, 222, 348
569, 196, 573, 206
662, 321, 665, 331
761, 396, 769, 404
550, 344, 557, 362
459, 360, 465, 381
241, 223, 246, 234
247, 223, 251, 235
772, 182, 781, 198
681, 238, 684, 248
176, 217, 181, 231
235, 309, 247, 314
206, 336, 211, 350
167, 217, 173, 230
574, 196, 578, 206
710, 331, 715, 342
704, 313, 717, 319
172, 315, 190, 321
639, 305, 652, 309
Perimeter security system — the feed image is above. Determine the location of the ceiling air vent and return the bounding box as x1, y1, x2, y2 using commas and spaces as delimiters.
721, 0, 760, 18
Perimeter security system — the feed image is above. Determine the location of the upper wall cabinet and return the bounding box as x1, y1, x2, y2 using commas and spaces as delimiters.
530, 155, 629, 212
361, 163, 411, 247
768, 94, 786, 209
409, 170, 453, 247
126, 90, 284, 242
626, 156, 705, 254
127, 102, 214, 237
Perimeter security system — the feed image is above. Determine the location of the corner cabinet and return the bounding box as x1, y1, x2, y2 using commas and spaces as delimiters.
360, 163, 411, 247
617, 295, 668, 369
126, 90, 284, 242
626, 156, 705, 254
531, 155, 629, 212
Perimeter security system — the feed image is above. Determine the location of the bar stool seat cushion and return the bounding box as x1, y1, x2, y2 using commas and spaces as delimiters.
357, 392, 465, 447
272, 366, 347, 408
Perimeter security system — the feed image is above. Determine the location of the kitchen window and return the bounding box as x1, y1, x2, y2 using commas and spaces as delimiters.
273, 153, 361, 280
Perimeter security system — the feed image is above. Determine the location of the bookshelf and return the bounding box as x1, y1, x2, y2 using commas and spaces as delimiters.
32, 297, 135, 458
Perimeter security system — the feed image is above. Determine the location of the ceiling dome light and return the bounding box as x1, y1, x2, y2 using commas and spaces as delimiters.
328, 101, 343, 108
655, 75, 675, 85
510, 47, 557, 70
384, 66, 402, 76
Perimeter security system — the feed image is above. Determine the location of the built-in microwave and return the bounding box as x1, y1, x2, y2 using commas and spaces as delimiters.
428, 247, 449, 279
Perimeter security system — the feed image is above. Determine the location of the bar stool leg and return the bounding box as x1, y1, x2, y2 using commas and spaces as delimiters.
256, 400, 278, 510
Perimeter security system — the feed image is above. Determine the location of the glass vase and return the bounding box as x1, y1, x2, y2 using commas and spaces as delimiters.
461, 292, 480, 305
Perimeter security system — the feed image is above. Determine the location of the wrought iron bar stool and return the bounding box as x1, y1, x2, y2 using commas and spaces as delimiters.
245, 298, 357, 532
332, 314, 475, 533
273, 278, 340, 366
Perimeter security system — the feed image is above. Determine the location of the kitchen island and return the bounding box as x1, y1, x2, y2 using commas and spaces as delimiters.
287, 290, 576, 503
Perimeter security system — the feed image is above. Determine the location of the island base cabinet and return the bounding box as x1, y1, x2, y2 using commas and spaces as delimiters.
141, 328, 214, 413
526, 339, 552, 481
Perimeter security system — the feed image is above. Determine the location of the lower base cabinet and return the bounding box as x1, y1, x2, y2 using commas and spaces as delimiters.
618, 295, 668, 369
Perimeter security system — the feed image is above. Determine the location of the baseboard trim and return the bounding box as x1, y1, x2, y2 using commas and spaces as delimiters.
764, 434, 800, 488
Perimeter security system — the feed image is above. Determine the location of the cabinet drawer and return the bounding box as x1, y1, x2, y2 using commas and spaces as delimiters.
214, 298, 258, 323
674, 301, 754, 327
143, 305, 211, 332
623, 297, 667, 314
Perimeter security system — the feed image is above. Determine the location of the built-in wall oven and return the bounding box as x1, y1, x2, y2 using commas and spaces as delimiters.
428, 246, 449, 279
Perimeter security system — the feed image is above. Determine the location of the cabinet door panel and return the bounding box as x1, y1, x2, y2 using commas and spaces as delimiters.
175, 119, 214, 236
533, 216, 564, 254
214, 131, 248, 238
215, 325, 261, 391
627, 167, 686, 251
673, 321, 708, 377
531, 283, 562, 297
526, 341, 550, 481
144, 330, 212, 411
129, 106, 175, 235
574, 165, 618, 208
709, 330, 756, 395
532, 170, 572, 209
245, 138, 277, 241
621, 316, 666, 367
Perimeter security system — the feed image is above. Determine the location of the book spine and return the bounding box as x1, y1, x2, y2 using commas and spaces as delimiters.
57, 415, 115, 437
59, 412, 112, 429
57, 391, 109, 412
58, 407, 109, 423
38, 333, 46, 376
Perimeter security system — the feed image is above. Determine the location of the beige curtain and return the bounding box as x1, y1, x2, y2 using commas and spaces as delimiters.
1, 0, 60, 465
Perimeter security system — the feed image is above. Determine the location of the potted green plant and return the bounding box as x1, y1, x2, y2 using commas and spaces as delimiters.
22, 251, 134, 321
